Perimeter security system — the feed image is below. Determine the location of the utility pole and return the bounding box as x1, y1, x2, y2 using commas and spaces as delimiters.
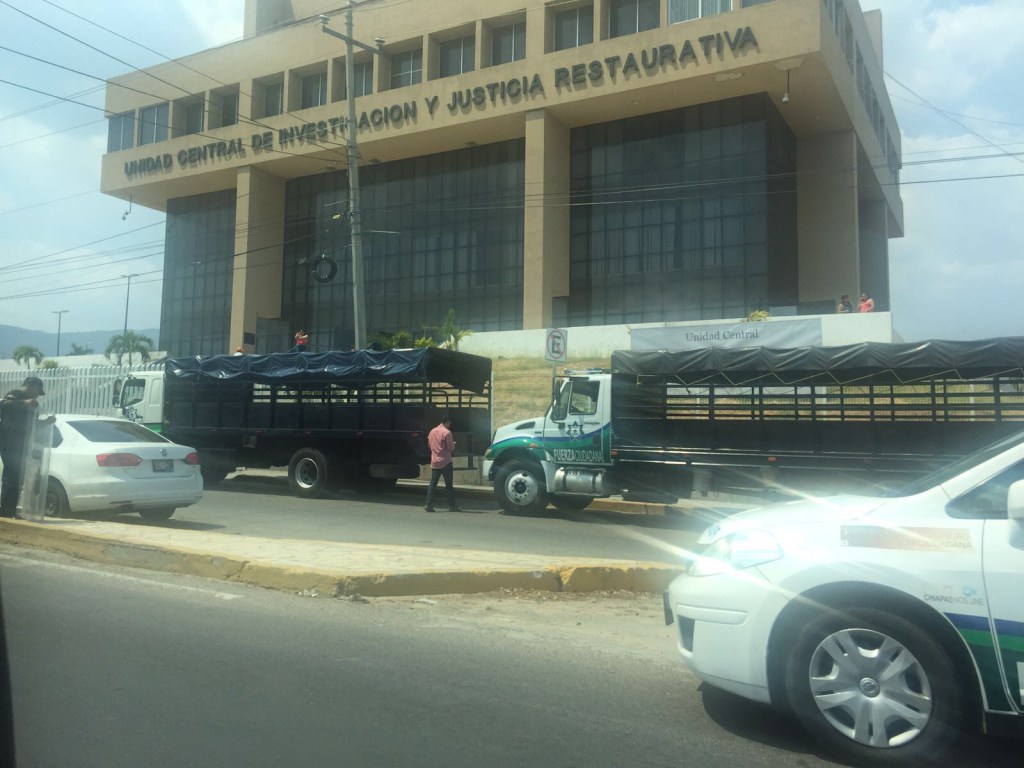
320, 5, 384, 351
52, 309, 68, 357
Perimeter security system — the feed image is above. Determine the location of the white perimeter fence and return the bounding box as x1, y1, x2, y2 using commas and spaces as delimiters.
0, 363, 162, 416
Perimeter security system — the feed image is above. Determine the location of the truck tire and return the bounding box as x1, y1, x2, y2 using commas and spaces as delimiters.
288, 448, 332, 499
784, 606, 963, 766
550, 495, 592, 513
495, 459, 548, 515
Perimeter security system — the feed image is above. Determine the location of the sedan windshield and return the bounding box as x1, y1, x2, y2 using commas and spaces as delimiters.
66, 420, 168, 443
885, 427, 1024, 497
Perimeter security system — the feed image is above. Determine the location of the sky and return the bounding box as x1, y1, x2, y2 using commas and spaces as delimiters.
0, 0, 1022, 345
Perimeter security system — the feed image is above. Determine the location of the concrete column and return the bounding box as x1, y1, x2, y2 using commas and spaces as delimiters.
526, 4, 547, 56
230, 167, 286, 351
796, 131, 859, 305
858, 199, 889, 311
523, 109, 570, 329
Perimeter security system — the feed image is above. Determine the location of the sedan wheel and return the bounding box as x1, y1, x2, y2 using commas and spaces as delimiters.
785, 607, 962, 766
44, 482, 70, 518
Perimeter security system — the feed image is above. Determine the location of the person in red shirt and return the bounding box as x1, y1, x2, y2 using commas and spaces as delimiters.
294, 330, 308, 352
858, 292, 875, 313
424, 415, 461, 512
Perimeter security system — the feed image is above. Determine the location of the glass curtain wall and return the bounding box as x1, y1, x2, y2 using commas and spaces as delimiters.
282, 140, 524, 350
160, 190, 237, 356
567, 94, 796, 325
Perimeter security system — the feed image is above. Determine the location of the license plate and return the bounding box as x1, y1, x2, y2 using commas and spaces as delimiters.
152, 459, 173, 473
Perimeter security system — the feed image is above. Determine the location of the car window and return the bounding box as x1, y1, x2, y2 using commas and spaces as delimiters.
66, 420, 168, 443
946, 459, 1024, 520
51, 426, 63, 449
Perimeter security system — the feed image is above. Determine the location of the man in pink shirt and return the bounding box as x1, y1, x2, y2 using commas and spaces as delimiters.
425, 415, 461, 512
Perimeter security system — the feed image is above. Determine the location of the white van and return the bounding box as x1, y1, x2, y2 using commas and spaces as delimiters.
666, 430, 1024, 765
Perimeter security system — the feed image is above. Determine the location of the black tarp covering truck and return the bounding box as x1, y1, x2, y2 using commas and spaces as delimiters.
483, 338, 1024, 513
161, 348, 492, 498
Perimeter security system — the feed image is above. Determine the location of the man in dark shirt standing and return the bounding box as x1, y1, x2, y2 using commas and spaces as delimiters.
0, 376, 53, 518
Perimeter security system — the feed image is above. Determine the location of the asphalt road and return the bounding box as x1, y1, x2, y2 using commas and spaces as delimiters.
2, 547, 1018, 768
82, 474, 713, 563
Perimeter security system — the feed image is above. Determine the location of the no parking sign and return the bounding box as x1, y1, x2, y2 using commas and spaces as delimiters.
545, 328, 567, 363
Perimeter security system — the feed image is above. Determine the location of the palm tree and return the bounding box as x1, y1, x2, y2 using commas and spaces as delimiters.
106, 331, 155, 365
421, 309, 472, 351
12, 344, 44, 369
370, 329, 414, 350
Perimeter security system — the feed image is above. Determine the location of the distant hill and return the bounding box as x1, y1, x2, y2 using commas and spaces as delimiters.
0, 324, 161, 359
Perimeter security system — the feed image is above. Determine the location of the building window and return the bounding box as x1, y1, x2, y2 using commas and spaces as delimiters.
107, 111, 135, 152
390, 50, 423, 89
609, 0, 659, 38
742, 0, 773, 6
354, 61, 374, 97
669, 0, 731, 24
262, 81, 283, 117
183, 101, 204, 135
138, 102, 169, 145
161, 190, 237, 357
439, 35, 475, 78
300, 72, 327, 109
554, 6, 594, 51
282, 141, 525, 343
222, 93, 240, 126
567, 95, 796, 326
491, 22, 526, 65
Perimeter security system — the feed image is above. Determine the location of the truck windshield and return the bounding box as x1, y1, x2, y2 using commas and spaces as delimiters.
121, 378, 146, 408
885, 428, 1024, 497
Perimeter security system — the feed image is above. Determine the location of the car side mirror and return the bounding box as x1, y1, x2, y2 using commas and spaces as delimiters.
1006, 479, 1024, 523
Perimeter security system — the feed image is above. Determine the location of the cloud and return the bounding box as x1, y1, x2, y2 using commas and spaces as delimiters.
178, 0, 245, 49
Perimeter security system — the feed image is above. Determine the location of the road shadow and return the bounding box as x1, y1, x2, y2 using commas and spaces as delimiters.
61, 512, 225, 531
217, 473, 718, 528
699, 683, 1022, 767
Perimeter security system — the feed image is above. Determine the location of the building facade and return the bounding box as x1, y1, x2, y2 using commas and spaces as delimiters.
101, 0, 902, 356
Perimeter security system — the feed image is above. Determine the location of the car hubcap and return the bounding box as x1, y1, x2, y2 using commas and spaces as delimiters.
808, 627, 933, 748
506, 471, 538, 506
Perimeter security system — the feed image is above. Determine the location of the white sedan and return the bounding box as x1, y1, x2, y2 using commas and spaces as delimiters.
666, 430, 1024, 766
43, 415, 203, 521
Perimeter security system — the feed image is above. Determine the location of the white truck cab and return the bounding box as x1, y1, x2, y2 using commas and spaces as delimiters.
114, 371, 164, 431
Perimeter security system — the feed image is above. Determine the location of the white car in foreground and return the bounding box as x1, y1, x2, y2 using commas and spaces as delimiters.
43, 415, 203, 521
666, 430, 1024, 766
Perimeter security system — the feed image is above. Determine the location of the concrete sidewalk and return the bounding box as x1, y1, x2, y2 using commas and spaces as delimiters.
0, 516, 688, 598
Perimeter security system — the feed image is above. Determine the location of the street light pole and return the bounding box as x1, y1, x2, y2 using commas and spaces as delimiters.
52, 309, 68, 357
321, 5, 383, 351
121, 273, 139, 340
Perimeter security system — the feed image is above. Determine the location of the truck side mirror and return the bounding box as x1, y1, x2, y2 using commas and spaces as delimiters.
1007, 479, 1024, 523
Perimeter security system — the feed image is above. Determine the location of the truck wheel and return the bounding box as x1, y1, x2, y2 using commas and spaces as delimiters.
288, 448, 332, 499
784, 606, 962, 766
495, 459, 548, 515
550, 495, 592, 513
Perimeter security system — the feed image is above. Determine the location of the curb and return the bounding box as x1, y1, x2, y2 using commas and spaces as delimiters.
0, 519, 684, 598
